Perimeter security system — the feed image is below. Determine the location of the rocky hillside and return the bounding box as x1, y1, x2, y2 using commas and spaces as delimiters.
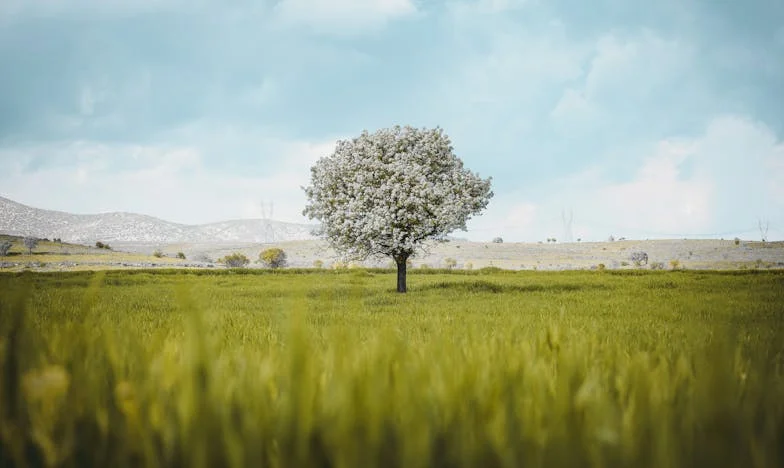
0, 196, 318, 244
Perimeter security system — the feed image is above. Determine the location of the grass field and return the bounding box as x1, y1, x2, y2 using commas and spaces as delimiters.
1, 268, 783, 467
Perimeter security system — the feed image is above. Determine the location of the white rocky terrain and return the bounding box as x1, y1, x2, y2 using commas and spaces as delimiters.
0, 196, 317, 244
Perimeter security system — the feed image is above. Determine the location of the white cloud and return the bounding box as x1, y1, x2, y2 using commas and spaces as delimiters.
550, 31, 693, 126
272, 0, 417, 34
465, 115, 784, 242
0, 136, 340, 225
451, 0, 531, 15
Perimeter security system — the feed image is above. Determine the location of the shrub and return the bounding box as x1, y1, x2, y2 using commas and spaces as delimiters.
620, 261, 629, 267
0, 241, 12, 257
492, 237, 503, 243
443, 258, 457, 270
152, 249, 164, 258
464, 262, 473, 270
220, 253, 250, 268
313, 259, 324, 269
630, 251, 649, 267
259, 248, 287, 269
23, 237, 38, 255
597, 263, 606, 271
176, 252, 186, 260
734, 237, 741, 246
95, 241, 111, 250
669, 259, 680, 270
650, 262, 665, 270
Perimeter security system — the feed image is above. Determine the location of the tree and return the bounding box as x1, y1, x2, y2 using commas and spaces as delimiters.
0, 241, 12, 257
23, 237, 38, 255
303, 125, 493, 292
259, 248, 287, 269
220, 253, 250, 268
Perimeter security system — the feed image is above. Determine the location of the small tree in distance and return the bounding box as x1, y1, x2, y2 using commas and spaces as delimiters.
259, 248, 287, 269
0, 240, 12, 257
23, 237, 38, 255
303, 125, 493, 292
220, 253, 250, 268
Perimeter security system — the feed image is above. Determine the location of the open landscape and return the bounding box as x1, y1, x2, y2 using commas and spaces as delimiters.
2, 1, 783, 465
1, 268, 783, 467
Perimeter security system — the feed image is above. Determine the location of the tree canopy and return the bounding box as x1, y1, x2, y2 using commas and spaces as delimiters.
303, 125, 493, 292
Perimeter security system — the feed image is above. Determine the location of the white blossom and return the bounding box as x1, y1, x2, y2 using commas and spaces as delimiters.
302, 125, 493, 267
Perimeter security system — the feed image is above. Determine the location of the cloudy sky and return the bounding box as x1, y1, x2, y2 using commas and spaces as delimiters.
1, 0, 782, 242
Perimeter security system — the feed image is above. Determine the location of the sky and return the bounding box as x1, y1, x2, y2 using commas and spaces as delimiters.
1, 0, 782, 242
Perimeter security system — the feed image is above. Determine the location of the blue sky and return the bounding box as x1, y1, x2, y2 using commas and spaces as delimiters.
1, 0, 782, 242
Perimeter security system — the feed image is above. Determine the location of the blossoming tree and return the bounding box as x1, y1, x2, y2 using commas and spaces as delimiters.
303, 125, 493, 292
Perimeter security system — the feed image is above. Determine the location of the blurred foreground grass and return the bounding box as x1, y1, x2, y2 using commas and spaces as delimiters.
1, 268, 783, 467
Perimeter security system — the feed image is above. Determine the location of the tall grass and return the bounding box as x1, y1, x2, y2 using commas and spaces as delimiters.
1, 269, 783, 467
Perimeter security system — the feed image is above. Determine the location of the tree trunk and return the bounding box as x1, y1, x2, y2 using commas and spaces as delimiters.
395, 255, 409, 293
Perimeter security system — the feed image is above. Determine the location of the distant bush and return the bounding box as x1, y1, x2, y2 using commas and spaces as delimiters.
630, 251, 649, 267
332, 261, 348, 270
492, 237, 503, 243
443, 258, 457, 270
479, 266, 503, 274
220, 253, 250, 268
259, 248, 287, 269
597, 263, 606, 271
620, 261, 629, 267
152, 249, 165, 258
194, 254, 213, 263
0, 241, 12, 257
464, 262, 473, 270
95, 241, 111, 250
650, 262, 665, 270
23, 237, 38, 255
176, 252, 186, 260
313, 259, 324, 269
734, 237, 741, 246
669, 259, 680, 270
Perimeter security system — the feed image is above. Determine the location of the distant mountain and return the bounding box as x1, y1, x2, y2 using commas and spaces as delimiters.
0, 196, 319, 244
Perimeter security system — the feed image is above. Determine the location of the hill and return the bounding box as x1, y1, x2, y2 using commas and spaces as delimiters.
0, 196, 317, 244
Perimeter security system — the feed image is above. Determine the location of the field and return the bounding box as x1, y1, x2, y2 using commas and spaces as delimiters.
1, 268, 783, 467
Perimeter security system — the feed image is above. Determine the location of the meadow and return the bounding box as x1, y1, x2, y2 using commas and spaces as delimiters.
0, 268, 782, 467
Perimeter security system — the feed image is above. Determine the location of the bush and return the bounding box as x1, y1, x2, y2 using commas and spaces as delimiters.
464, 262, 473, 270
492, 237, 503, 243
176, 252, 186, 260
669, 259, 680, 270
630, 251, 649, 267
152, 249, 165, 258
597, 263, 606, 271
95, 241, 111, 250
734, 237, 741, 246
220, 253, 250, 268
313, 259, 324, 269
0, 241, 12, 257
443, 258, 457, 270
259, 248, 287, 269
650, 262, 665, 270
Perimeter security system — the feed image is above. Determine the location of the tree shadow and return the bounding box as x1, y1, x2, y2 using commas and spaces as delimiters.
416, 280, 608, 294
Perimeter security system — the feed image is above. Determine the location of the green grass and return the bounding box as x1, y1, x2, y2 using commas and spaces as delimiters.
1, 269, 783, 467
